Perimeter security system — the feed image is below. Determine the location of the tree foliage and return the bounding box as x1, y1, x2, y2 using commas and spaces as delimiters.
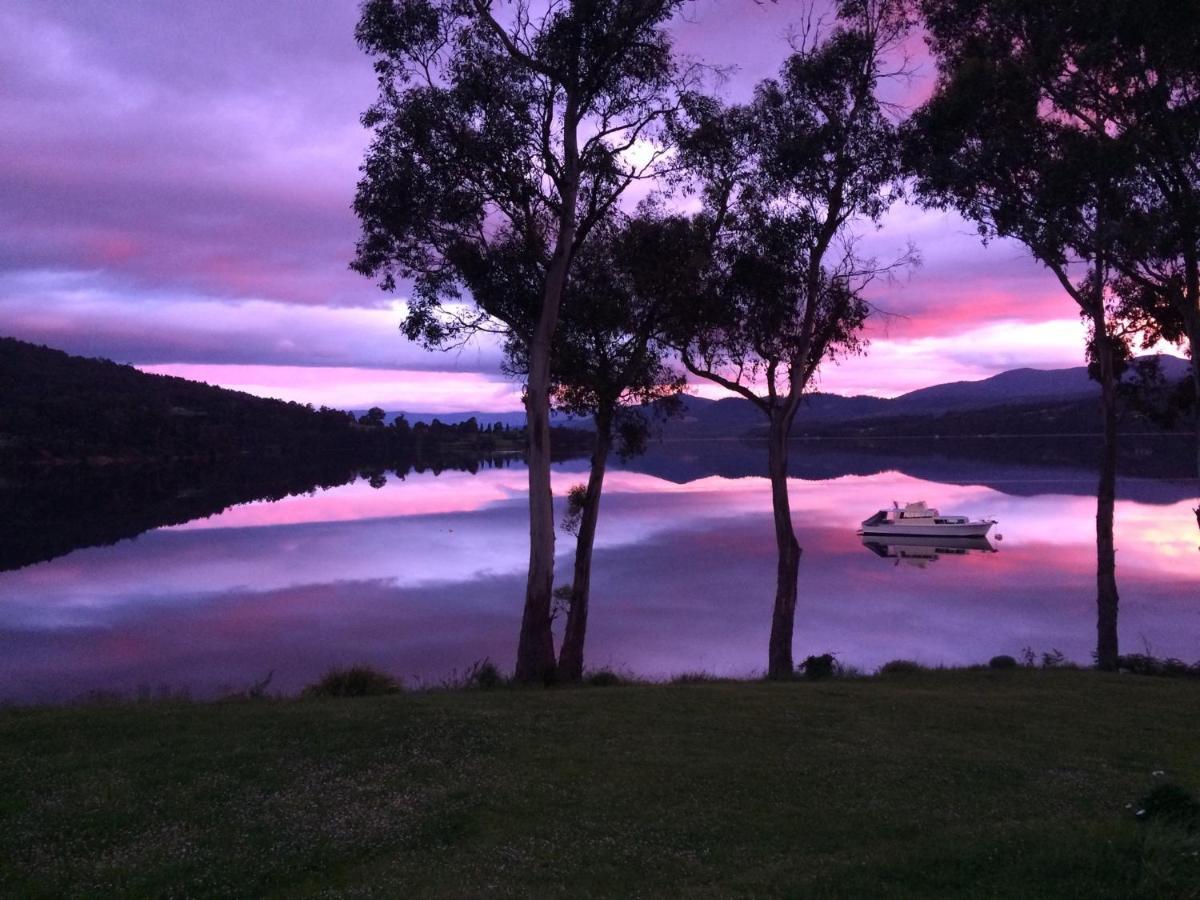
661, 0, 915, 679
912, 0, 1200, 464
352, 0, 687, 344
907, 0, 1200, 668
352, 0, 693, 682
504, 211, 688, 448
668, 0, 913, 412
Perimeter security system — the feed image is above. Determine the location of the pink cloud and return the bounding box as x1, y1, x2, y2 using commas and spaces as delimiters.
0, 0, 1187, 409
139, 363, 522, 412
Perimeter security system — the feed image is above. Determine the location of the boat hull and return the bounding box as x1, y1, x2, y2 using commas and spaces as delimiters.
859, 521, 994, 538
860, 534, 996, 556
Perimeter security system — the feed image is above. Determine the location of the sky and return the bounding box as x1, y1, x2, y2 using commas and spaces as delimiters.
0, 0, 1163, 413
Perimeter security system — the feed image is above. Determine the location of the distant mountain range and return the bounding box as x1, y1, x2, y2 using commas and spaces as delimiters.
382, 355, 1192, 438
663, 355, 1192, 437
5, 333, 1188, 453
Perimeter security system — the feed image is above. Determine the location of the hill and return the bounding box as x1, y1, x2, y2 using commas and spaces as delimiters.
0, 337, 549, 467
652, 355, 1193, 439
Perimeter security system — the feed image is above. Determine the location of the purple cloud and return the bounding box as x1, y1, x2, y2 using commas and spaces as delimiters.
0, 0, 1159, 405
0, 0, 376, 306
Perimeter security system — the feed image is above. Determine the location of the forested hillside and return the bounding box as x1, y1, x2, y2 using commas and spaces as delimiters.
0, 337, 545, 466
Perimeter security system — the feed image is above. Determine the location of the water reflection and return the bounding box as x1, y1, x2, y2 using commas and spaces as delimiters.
1, 439, 1197, 702
860, 535, 997, 567
0, 453, 525, 572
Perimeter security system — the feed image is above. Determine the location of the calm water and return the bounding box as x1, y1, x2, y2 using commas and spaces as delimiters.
2, 440, 1198, 702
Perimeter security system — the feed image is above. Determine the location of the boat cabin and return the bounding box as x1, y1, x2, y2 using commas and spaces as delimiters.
861, 501, 969, 527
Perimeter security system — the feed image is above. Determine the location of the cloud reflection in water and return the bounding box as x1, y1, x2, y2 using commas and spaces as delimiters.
1, 463, 1197, 702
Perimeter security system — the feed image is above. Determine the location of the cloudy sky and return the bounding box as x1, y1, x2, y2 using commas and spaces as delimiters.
0, 0, 1138, 412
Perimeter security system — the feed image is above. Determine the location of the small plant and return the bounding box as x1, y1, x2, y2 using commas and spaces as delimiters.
302, 665, 402, 698
1135, 783, 1200, 831
1117, 654, 1200, 679
989, 655, 1018, 670
1162, 658, 1192, 678
670, 671, 717, 684
585, 669, 621, 687
1020, 646, 1037, 668
560, 484, 587, 536
1041, 648, 1068, 669
878, 659, 925, 675
1119, 654, 1163, 676
551, 584, 574, 623
247, 670, 275, 700
466, 659, 504, 690
798, 653, 837, 680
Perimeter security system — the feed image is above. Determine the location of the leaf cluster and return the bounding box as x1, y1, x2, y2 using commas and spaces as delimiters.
664, 0, 914, 411
352, 0, 689, 347
911, 0, 1200, 351
502, 208, 690, 451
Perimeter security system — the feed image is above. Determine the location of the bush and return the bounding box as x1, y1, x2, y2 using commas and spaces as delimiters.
1118, 654, 1200, 678
798, 654, 837, 680
585, 669, 621, 687
1162, 658, 1193, 678
989, 655, 1018, 670
466, 659, 504, 690
671, 671, 717, 684
1136, 783, 1200, 831
878, 659, 925, 675
1120, 654, 1163, 676
303, 666, 402, 698
1041, 648, 1068, 669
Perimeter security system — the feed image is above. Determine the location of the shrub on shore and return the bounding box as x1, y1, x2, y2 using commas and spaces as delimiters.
466, 659, 504, 690
670, 671, 719, 684
584, 669, 622, 687
302, 666, 402, 698
1136, 783, 1200, 831
798, 654, 837, 680
879, 659, 925, 675
1119, 654, 1200, 678
989, 655, 1018, 670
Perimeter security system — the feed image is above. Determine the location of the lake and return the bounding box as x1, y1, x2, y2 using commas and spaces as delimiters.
2, 438, 1197, 702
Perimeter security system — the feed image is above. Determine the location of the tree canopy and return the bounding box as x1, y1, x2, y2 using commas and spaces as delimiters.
351, 0, 694, 682
662, 0, 916, 679
352, 0, 688, 344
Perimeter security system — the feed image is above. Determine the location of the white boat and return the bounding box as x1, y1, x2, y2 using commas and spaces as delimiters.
859, 500, 996, 538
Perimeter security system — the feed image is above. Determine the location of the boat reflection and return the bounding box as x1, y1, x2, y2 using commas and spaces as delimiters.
860, 534, 997, 568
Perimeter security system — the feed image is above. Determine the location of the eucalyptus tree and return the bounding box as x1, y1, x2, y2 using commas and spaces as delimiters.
917, 0, 1200, 468
522, 213, 686, 682
910, 0, 1151, 669
666, 0, 914, 680
1048, 2, 1200, 480
351, 0, 689, 682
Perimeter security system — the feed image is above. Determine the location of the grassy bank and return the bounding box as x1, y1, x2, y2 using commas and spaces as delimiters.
3, 670, 1199, 898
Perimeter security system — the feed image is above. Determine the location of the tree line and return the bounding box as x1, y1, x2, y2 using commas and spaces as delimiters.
352, 0, 1200, 682
0, 336, 591, 467
0, 454, 530, 575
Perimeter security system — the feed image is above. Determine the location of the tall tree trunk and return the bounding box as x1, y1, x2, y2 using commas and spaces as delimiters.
1094, 327, 1121, 671
1183, 251, 1200, 530
1186, 309, 1200, 482
558, 406, 613, 683
766, 412, 801, 680
514, 176, 579, 685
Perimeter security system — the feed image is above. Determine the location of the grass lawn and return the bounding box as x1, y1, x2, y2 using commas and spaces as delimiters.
2, 670, 1199, 898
